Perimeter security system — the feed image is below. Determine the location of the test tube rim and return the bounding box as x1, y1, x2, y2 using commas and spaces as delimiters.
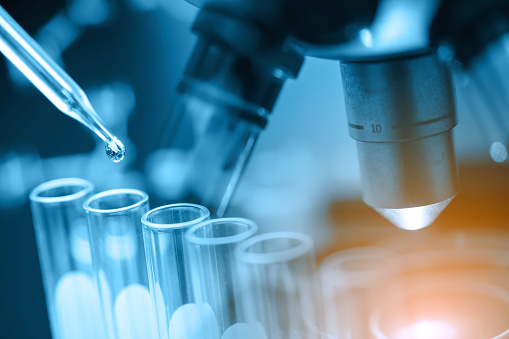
319, 246, 397, 287
83, 188, 148, 214
235, 231, 314, 265
141, 203, 210, 230
29, 177, 94, 205
185, 217, 258, 246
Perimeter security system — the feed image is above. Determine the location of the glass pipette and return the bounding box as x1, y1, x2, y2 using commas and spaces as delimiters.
0, 5, 125, 162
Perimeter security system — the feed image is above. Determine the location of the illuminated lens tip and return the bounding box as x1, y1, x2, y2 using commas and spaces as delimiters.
374, 197, 454, 231
105, 138, 125, 163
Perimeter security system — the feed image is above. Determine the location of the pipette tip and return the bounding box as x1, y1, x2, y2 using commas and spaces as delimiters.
105, 138, 125, 163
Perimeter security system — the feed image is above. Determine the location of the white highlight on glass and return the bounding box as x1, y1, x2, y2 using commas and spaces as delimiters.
55, 272, 105, 339
395, 320, 456, 339
70, 218, 93, 265
221, 322, 269, 339
105, 233, 137, 261
114, 284, 159, 339
169, 303, 220, 339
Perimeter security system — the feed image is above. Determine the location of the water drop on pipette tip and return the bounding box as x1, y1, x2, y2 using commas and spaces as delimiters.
105, 138, 125, 163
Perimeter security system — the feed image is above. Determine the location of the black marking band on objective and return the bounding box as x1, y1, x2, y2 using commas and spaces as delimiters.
348, 123, 364, 130
391, 115, 450, 130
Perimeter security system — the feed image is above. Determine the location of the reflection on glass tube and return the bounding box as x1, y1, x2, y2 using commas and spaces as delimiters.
29, 178, 107, 339
141, 203, 210, 339
84, 189, 154, 339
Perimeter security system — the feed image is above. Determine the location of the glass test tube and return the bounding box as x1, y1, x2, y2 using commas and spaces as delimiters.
83, 189, 154, 339
235, 232, 324, 339
141, 203, 210, 339
185, 217, 258, 338
319, 247, 398, 339
29, 178, 106, 339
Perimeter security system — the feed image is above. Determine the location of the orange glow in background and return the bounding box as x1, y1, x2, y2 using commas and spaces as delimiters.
319, 163, 509, 338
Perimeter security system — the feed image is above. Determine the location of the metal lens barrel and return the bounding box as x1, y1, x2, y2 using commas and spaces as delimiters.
340, 53, 459, 230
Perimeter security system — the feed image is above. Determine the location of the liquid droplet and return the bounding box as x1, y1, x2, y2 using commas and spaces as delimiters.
105, 138, 125, 163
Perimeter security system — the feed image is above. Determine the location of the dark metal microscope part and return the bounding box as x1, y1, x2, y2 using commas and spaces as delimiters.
430, 0, 509, 65
163, 0, 380, 215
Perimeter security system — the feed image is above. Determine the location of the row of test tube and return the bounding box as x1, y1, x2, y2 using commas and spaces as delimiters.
28, 178, 509, 339
29, 178, 324, 339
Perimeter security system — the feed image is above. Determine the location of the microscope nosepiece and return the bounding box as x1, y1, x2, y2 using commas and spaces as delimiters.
341, 53, 459, 230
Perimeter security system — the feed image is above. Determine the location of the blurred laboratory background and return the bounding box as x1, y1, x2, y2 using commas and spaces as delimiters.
0, 0, 508, 338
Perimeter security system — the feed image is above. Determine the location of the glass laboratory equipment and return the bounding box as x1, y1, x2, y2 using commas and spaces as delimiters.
29, 178, 106, 339
185, 217, 258, 338
235, 232, 324, 339
0, 5, 124, 162
320, 247, 399, 339
371, 280, 509, 339
83, 189, 155, 339
363, 231, 509, 339
141, 203, 210, 339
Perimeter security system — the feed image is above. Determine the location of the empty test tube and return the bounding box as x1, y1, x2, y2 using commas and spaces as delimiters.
83, 189, 154, 339
29, 178, 107, 339
235, 232, 324, 339
141, 203, 210, 339
185, 218, 258, 338
320, 247, 398, 339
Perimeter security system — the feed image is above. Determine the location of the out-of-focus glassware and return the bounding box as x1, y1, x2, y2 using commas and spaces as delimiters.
141, 203, 210, 339
29, 178, 106, 339
83, 189, 154, 339
156, 93, 261, 216
185, 217, 258, 338
320, 247, 398, 339
371, 280, 509, 339
371, 238, 509, 339
324, 231, 509, 339
235, 232, 324, 339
